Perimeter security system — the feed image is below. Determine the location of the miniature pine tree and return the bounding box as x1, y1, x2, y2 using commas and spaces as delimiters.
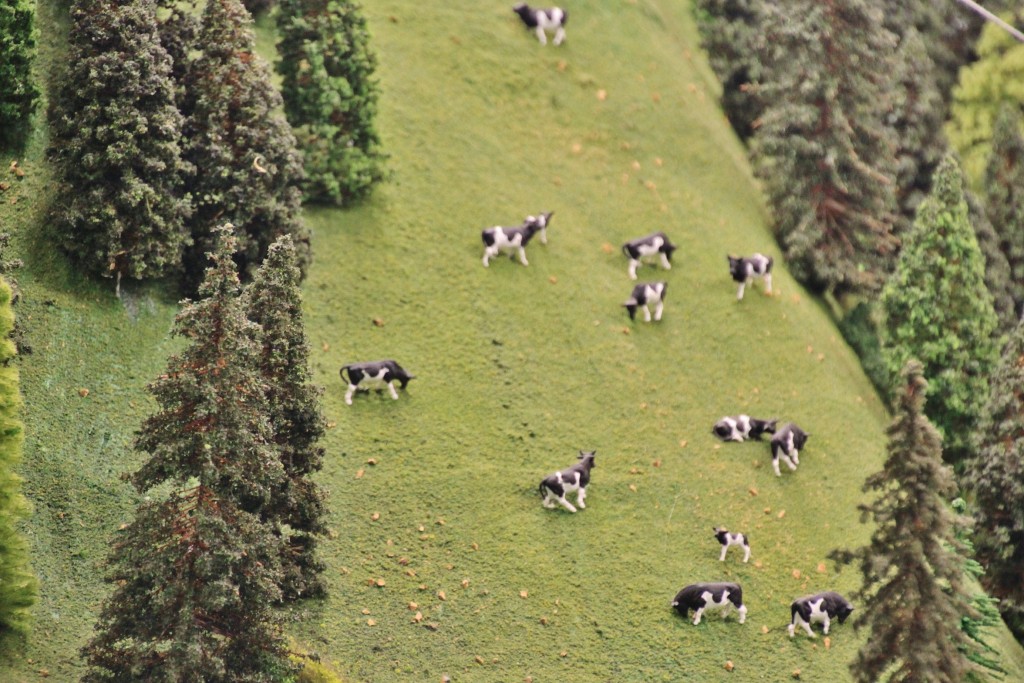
243, 235, 327, 600
182, 0, 309, 290
982, 104, 1024, 321
847, 360, 974, 683
82, 227, 291, 681
753, 0, 899, 299
966, 315, 1024, 638
0, 280, 36, 637
0, 0, 40, 146
880, 154, 998, 461
276, 0, 387, 205
48, 0, 191, 288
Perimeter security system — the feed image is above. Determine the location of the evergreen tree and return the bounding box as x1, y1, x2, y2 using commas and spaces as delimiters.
0, 0, 40, 146
880, 154, 998, 461
753, 0, 899, 299
48, 0, 191, 288
693, 0, 765, 142
82, 227, 292, 681
276, 0, 387, 205
982, 104, 1024, 321
966, 316, 1024, 639
947, 9, 1024, 184
154, 0, 199, 112
183, 0, 309, 290
845, 361, 974, 683
966, 186, 1016, 336
0, 280, 36, 637
241, 0, 273, 15
243, 235, 327, 600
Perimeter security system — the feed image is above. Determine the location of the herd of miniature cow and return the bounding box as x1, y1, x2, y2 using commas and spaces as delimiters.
338, 3, 852, 643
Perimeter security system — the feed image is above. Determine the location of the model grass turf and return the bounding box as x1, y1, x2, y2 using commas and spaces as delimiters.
2, 1, 1024, 681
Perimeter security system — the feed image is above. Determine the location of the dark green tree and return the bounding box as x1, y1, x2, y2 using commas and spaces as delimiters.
982, 104, 1024, 321
276, 0, 387, 205
48, 0, 191, 289
753, 0, 899, 299
966, 316, 1024, 639
880, 154, 998, 461
243, 235, 327, 601
183, 0, 309, 290
241, 0, 273, 15
82, 227, 292, 681
844, 361, 975, 683
0, 0, 40, 146
154, 0, 199, 112
966, 186, 1016, 336
0, 280, 36, 638
693, 0, 765, 142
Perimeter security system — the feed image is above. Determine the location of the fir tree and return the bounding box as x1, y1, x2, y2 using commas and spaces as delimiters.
48, 0, 191, 288
966, 186, 1015, 336
880, 154, 998, 461
153, 0, 199, 112
241, 0, 273, 16
753, 0, 899, 299
966, 316, 1024, 639
0, 280, 36, 637
183, 0, 309, 290
276, 0, 387, 205
243, 235, 327, 600
693, 0, 765, 142
82, 227, 293, 681
843, 361, 974, 683
947, 9, 1024, 184
0, 0, 40, 146
982, 104, 1024, 321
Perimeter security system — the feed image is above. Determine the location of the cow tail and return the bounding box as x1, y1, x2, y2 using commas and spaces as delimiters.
790, 602, 799, 622
766, 255, 774, 273
340, 366, 350, 384
621, 243, 631, 258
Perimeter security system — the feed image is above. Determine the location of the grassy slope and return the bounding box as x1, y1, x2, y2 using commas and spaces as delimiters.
1, 0, 1022, 681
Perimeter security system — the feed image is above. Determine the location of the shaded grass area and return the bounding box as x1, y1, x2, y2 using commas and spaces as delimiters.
0, 0, 1022, 681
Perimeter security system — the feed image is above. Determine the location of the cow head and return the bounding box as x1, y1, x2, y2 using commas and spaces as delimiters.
837, 601, 854, 623
396, 369, 416, 389
664, 240, 678, 262
578, 450, 596, 468
727, 255, 744, 281
712, 418, 734, 440
713, 527, 728, 543
622, 298, 639, 321
751, 418, 778, 436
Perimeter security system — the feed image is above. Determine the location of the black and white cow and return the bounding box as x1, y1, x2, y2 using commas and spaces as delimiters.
770, 422, 809, 477
512, 4, 568, 45
621, 232, 677, 280
713, 527, 750, 563
728, 253, 773, 300
340, 360, 415, 406
788, 592, 854, 638
711, 415, 777, 443
539, 450, 595, 513
481, 212, 552, 267
623, 281, 667, 322
672, 582, 747, 625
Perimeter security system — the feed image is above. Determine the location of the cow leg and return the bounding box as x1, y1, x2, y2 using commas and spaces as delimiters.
719, 545, 728, 562
345, 384, 358, 406
692, 606, 705, 625
535, 26, 547, 44
653, 301, 664, 321
736, 281, 746, 300
576, 486, 586, 509
821, 615, 831, 635
659, 253, 672, 270
772, 457, 782, 477
541, 489, 557, 508
517, 247, 529, 266
642, 305, 652, 322
802, 618, 816, 638
556, 495, 577, 513
553, 26, 565, 45
387, 381, 399, 400
782, 454, 797, 471
742, 544, 750, 563
539, 227, 548, 245
736, 604, 747, 624
764, 273, 773, 294
791, 449, 799, 465
483, 247, 495, 267
628, 259, 639, 280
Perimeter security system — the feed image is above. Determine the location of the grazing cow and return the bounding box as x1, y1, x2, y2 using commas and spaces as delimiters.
512, 3, 568, 45
713, 527, 750, 563
728, 253, 773, 300
621, 232, 677, 280
539, 450, 596, 513
340, 360, 415, 406
711, 415, 777, 443
770, 422, 809, 477
623, 281, 667, 322
788, 592, 854, 638
672, 582, 747, 625
481, 212, 552, 267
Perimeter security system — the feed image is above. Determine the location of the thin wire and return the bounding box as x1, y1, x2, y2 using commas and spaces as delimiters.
953, 0, 1024, 43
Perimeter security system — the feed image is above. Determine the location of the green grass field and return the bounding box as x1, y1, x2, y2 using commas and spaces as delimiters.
2, 1, 1024, 681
